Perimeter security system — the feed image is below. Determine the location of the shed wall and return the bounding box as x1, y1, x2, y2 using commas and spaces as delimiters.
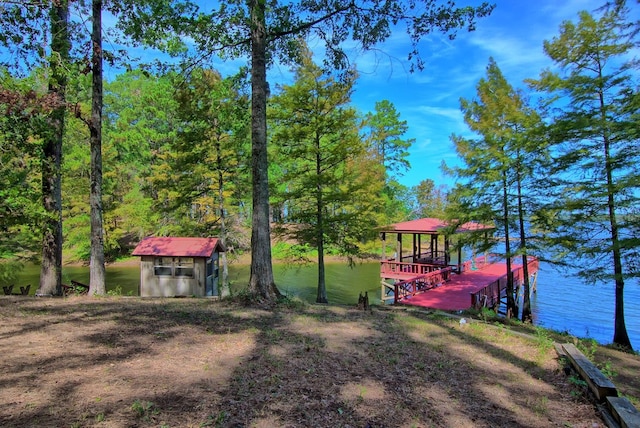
139, 256, 207, 297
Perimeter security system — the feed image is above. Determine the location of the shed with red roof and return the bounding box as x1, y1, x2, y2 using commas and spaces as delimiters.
132, 237, 226, 297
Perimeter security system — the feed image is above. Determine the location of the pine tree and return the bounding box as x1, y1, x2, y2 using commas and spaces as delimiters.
450, 58, 544, 319
364, 100, 414, 178
529, 1, 639, 349
269, 48, 372, 303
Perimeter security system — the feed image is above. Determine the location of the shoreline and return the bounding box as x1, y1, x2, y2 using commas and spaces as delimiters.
63, 253, 379, 268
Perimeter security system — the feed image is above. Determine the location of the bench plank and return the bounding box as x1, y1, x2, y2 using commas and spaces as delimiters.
607, 396, 640, 428
561, 343, 617, 401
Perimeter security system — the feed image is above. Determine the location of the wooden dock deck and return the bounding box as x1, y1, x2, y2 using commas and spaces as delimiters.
378, 217, 538, 312
399, 263, 513, 311
394, 259, 538, 311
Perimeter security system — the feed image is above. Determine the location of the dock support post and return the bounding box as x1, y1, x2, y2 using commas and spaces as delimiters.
531, 271, 538, 293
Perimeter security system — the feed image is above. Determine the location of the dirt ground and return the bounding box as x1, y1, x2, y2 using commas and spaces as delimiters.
0, 296, 638, 428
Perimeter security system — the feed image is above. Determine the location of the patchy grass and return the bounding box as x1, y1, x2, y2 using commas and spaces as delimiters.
0, 296, 637, 427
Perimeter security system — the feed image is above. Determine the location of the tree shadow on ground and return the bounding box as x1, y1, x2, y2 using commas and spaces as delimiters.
0, 297, 604, 427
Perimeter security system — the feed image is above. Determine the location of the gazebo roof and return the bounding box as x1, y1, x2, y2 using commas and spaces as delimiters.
381, 217, 494, 235
132, 237, 226, 258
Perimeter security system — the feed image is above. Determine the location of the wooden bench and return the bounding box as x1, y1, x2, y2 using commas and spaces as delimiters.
561, 343, 617, 401
559, 343, 640, 428
2, 285, 31, 296
607, 396, 640, 428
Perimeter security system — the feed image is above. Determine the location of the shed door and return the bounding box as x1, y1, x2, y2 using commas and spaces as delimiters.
205, 258, 218, 297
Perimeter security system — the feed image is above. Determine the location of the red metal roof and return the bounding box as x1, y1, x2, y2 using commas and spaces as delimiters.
382, 217, 494, 234
132, 237, 226, 258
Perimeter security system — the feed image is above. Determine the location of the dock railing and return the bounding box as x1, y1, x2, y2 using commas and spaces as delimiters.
469, 256, 539, 310
393, 267, 452, 303
472, 254, 501, 270
380, 260, 446, 277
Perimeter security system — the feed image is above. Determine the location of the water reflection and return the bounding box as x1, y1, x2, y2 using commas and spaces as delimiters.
16, 261, 381, 304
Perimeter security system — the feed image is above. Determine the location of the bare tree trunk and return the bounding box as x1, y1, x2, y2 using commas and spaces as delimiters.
502, 170, 516, 319
248, 0, 280, 302
316, 143, 327, 304
37, 1, 69, 297
603, 123, 631, 349
516, 158, 531, 322
217, 146, 230, 297
89, 0, 106, 295
316, 237, 327, 303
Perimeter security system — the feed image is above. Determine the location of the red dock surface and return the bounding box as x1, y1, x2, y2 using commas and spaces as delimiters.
399, 262, 519, 311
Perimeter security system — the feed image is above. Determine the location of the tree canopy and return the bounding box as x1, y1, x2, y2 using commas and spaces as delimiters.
528, 1, 639, 350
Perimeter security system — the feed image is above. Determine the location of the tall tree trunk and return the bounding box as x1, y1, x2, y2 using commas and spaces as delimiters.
37, 0, 69, 297
217, 143, 230, 297
316, 224, 327, 303
516, 157, 532, 322
316, 140, 327, 303
601, 102, 632, 349
89, 0, 106, 295
248, 0, 280, 302
502, 170, 516, 318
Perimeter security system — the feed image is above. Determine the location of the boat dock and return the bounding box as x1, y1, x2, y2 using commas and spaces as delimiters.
393, 257, 539, 311
379, 218, 539, 311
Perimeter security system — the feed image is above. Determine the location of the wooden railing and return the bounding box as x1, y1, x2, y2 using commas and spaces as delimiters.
380, 260, 445, 277
471, 254, 500, 270
470, 256, 539, 310
393, 267, 452, 303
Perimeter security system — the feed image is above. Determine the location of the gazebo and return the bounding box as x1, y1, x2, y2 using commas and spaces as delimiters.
379, 218, 493, 302
380, 217, 493, 273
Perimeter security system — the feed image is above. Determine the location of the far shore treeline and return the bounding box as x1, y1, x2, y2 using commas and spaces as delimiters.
0, 1, 638, 350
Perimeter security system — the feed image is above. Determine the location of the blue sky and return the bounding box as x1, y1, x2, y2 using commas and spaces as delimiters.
334, 0, 627, 189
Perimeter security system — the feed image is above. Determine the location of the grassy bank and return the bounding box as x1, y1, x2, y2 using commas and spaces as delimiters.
1, 296, 638, 427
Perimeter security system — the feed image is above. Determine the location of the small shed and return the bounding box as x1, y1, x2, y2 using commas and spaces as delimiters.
132, 237, 226, 297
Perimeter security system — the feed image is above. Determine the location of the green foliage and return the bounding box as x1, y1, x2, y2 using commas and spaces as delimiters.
130, 399, 159, 421
106, 286, 124, 297
568, 373, 588, 395
534, 326, 554, 354
269, 46, 378, 302
449, 58, 544, 317
0, 70, 49, 258
530, 3, 640, 280
411, 178, 448, 219
192, 0, 493, 303
0, 259, 23, 284
378, 179, 412, 224
271, 242, 315, 263
359, 100, 416, 225
152, 68, 251, 239
479, 307, 497, 322
363, 99, 414, 178
225, 287, 262, 306
194, 0, 493, 73
528, 2, 638, 349
598, 359, 617, 380
577, 338, 599, 361
1, 0, 495, 300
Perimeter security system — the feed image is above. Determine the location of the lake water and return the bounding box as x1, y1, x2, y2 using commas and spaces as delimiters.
14, 260, 640, 351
